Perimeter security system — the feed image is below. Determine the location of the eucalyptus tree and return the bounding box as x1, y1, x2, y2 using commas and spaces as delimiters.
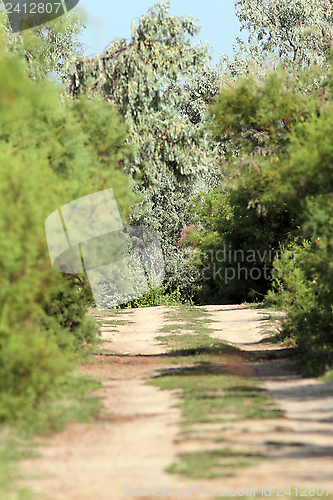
69, 1, 219, 185
219, 0, 333, 84
67, 1, 222, 299
0, 7, 85, 81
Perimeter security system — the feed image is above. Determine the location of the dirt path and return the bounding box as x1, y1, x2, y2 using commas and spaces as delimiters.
204, 305, 333, 488
17, 305, 333, 499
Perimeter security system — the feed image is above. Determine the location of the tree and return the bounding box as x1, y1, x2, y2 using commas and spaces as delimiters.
66, 1, 222, 301
261, 58, 333, 375
180, 61, 332, 304
0, 7, 86, 81
181, 47, 333, 372
219, 0, 333, 82
68, 1, 219, 186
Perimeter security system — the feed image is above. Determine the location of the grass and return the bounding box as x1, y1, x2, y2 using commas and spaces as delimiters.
96, 318, 133, 326
93, 311, 134, 334
157, 305, 244, 365
0, 306, 135, 498
166, 447, 263, 479
92, 310, 134, 356
320, 369, 333, 381
92, 348, 118, 356
6, 370, 103, 437
158, 332, 244, 364
255, 310, 294, 347
0, 368, 103, 499
163, 305, 215, 323
147, 304, 283, 479
149, 367, 282, 423
0, 429, 38, 500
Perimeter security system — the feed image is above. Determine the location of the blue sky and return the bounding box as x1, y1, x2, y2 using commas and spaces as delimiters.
74, 0, 250, 69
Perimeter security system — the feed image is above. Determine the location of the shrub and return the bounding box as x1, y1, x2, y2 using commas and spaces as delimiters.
265, 238, 333, 376
0, 49, 133, 423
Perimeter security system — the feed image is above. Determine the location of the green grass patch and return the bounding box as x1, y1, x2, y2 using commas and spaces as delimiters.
158, 322, 215, 335
3, 370, 102, 437
166, 447, 263, 479
149, 367, 282, 423
93, 348, 118, 356
116, 284, 184, 308
99, 319, 132, 325
320, 369, 333, 381
93, 314, 134, 353
92, 309, 133, 317
158, 332, 244, 365
163, 305, 215, 324
0, 429, 38, 500
157, 305, 233, 362
0, 369, 102, 498
153, 305, 281, 425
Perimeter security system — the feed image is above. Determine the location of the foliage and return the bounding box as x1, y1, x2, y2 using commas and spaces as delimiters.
0, 429, 36, 500
191, 2, 333, 373
128, 172, 221, 304
180, 64, 327, 303
0, 142, 76, 424
179, 64, 223, 125
186, 47, 333, 373
264, 239, 333, 375
219, 0, 333, 83
262, 69, 333, 374
0, 7, 86, 81
120, 283, 183, 308
65, 2, 224, 304
68, 1, 215, 186
0, 42, 133, 423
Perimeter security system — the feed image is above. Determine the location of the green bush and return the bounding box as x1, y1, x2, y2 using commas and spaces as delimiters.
265, 238, 333, 376
193, 55, 333, 375
0, 144, 74, 422
179, 185, 294, 304
120, 283, 184, 308
0, 49, 134, 424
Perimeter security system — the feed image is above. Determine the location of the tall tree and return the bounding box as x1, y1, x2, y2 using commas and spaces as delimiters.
219, 0, 333, 82
67, 1, 222, 300
68, 1, 218, 186
0, 22, 137, 421
0, 7, 85, 81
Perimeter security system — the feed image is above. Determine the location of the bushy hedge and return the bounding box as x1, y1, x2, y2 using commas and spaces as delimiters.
0, 51, 134, 424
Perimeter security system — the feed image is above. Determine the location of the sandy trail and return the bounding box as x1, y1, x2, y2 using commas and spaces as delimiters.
203, 305, 333, 488
96, 305, 167, 355
17, 305, 333, 499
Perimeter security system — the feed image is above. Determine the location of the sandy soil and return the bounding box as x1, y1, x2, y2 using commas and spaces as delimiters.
17, 305, 333, 499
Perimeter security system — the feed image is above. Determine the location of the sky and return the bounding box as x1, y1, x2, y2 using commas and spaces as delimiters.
74, 0, 250, 70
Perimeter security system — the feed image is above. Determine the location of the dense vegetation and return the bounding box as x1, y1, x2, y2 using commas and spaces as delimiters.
0, 13, 136, 429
